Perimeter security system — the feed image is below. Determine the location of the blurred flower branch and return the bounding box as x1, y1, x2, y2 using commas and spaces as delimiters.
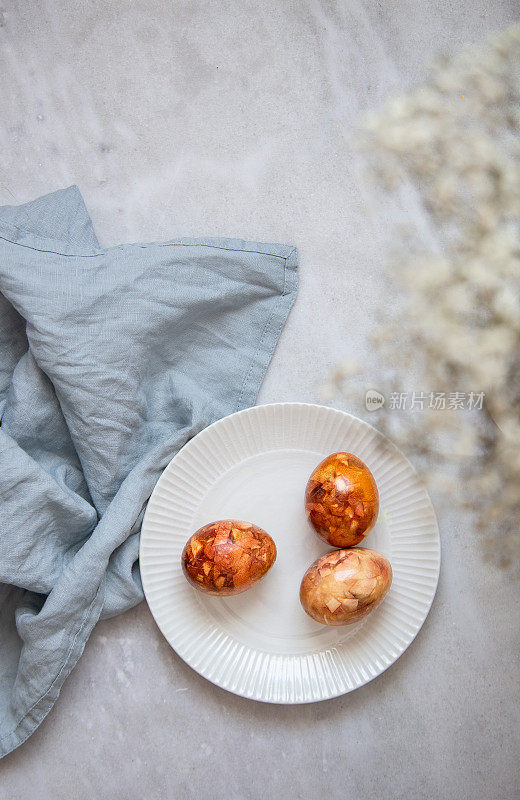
348, 25, 520, 573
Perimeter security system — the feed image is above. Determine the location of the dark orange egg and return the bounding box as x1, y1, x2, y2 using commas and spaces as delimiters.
182, 520, 276, 596
305, 452, 379, 547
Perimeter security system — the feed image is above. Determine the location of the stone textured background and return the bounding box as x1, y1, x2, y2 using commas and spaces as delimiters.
1, 2, 519, 798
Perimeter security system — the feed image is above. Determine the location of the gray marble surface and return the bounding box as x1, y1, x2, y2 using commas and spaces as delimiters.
1, 2, 519, 798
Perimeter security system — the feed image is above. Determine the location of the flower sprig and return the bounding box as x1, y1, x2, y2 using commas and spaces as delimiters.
353, 25, 520, 573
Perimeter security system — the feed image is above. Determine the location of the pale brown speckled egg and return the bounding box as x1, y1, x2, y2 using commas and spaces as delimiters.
300, 547, 392, 626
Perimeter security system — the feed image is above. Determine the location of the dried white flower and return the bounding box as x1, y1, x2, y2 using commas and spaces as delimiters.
350, 24, 520, 574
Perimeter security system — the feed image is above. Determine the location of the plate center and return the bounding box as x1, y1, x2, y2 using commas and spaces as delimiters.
191, 449, 389, 654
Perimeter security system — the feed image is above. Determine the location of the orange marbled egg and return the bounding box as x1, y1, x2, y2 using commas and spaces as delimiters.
305, 452, 379, 547
300, 547, 392, 626
182, 520, 276, 596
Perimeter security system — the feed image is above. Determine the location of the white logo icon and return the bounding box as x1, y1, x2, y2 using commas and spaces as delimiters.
365, 389, 385, 411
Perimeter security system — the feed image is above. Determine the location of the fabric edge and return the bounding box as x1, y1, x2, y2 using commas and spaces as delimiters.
0, 186, 100, 253
234, 246, 298, 412
0, 583, 104, 760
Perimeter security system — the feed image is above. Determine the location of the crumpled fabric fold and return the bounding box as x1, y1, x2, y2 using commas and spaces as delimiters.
0, 186, 298, 756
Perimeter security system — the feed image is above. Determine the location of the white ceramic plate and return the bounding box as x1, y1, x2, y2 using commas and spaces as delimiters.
140, 403, 440, 703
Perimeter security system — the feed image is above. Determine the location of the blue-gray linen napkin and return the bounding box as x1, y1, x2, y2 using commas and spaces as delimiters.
0, 186, 298, 757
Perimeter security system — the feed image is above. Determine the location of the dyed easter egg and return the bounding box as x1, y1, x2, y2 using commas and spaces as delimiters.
300, 547, 392, 626
182, 520, 276, 596
305, 452, 379, 547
